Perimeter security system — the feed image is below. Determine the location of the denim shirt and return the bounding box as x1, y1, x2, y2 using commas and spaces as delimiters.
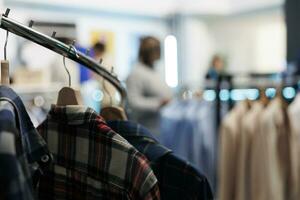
160, 100, 217, 192
0, 86, 52, 199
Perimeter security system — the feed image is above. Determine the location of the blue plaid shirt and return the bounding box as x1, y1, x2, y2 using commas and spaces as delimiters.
0, 86, 52, 200
107, 120, 213, 200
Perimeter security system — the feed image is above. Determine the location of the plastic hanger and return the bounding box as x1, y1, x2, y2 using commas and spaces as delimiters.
100, 67, 127, 121
56, 44, 83, 106
1, 30, 10, 85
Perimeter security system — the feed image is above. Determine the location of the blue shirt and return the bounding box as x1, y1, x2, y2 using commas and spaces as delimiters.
108, 120, 213, 200
160, 100, 218, 192
0, 86, 52, 200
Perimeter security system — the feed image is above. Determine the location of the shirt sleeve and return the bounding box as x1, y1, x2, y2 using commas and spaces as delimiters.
126, 73, 162, 112
128, 152, 160, 200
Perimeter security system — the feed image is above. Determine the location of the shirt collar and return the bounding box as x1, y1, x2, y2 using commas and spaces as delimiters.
107, 120, 156, 139
49, 105, 105, 125
0, 86, 52, 165
0, 86, 35, 135
107, 120, 172, 161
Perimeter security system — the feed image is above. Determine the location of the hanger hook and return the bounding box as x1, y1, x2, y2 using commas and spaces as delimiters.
70, 40, 79, 58
63, 55, 71, 87
62, 43, 79, 87
4, 31, 9, 60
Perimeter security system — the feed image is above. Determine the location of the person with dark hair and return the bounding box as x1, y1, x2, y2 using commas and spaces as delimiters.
206, 54, 224, 80
126, 36, 172, 135
80, 41, 108, 113
93, 42, 106, 61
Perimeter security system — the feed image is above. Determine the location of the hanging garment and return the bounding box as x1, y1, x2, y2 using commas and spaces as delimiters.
107, 120, 214, 200
0, 86, 52, 200
0, 101, 33, 200
235, 102, 264, 200
218, 101, 249, 200
287, 94, 300, 200
251, 98, 295, 200
37, 105, 160, 200
160, 100, 217, 192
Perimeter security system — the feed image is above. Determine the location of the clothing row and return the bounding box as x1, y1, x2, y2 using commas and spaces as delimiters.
0, 85, 213, 200
160, 99, 218, 193
218, 95, 300, 200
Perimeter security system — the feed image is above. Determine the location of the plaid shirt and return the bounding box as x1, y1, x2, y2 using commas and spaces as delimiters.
0, 86, 52, 200
37, 105, 160, 200
107, 120, 214, 200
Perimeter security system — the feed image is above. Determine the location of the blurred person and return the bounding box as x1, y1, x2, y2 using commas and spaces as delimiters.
92, 42, 106, 62
206, 54, 224, 80
81, 42, 106, 113
126, 36, 173, 134
81, 42, 120, 112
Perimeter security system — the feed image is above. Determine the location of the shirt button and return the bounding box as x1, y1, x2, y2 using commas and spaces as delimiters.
41, 155, 49, 163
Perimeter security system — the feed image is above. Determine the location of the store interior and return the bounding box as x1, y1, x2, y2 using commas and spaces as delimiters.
0, 0, 299, 199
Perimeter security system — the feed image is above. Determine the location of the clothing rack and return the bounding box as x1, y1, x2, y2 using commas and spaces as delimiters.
212, 73, 300, 128
0, 10, 127, 104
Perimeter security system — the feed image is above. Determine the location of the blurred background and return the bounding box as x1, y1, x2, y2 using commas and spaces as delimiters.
2, 0, 300, 197
0, 0, 289, 89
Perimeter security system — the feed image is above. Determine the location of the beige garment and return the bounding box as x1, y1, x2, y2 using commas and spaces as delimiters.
251, 98, 294, 200
236, 102, 264, 200
218, 101, 249, 200
288, 94, 300, 200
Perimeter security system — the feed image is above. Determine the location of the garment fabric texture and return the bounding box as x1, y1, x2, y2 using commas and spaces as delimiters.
251, 98, 297, 200
218, 101, 249, 200
0, 86, 52, 200
288, 94, 300, 199
0, 101, 33, 200
37, 105, 160, 200
126, 62, 172, 135
160, 100, 217, 192
107, 120, 214, 200
236, 102, 264, 200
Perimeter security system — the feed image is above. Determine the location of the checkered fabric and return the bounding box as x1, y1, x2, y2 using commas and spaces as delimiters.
107, 120, 214, 200
37, 105, 160, 200
0, 86, 52, 200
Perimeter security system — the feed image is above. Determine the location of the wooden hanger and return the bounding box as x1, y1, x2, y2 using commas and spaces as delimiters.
100, 68, 127, 121
56, 87, 83, 106
1, 60, 9, 85
56, 45, 83, 106
100, 106, 127, 121
1, 31, 10, 86
259, 87, 270, 107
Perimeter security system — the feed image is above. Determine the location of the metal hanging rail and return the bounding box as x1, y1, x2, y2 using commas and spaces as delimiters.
0, 9, 127, 103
